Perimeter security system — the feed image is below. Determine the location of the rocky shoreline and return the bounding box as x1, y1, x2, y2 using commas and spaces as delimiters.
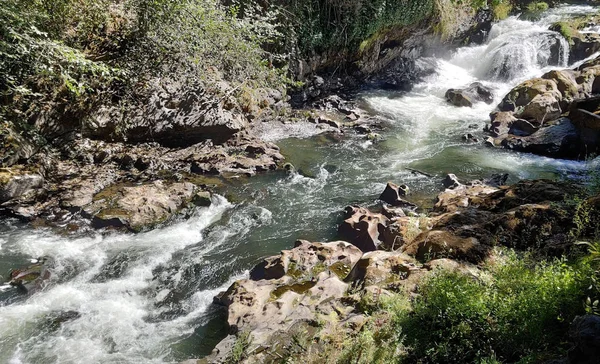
201, 175, 599, 363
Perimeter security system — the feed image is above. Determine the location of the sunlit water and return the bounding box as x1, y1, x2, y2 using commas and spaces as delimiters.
1, 4, 600, 363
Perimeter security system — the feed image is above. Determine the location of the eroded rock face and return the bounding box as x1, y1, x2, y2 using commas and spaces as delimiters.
211, 240, 363, 363
0, 131, 284, 230
85, 80, 253, 147
0, 168, 44, 204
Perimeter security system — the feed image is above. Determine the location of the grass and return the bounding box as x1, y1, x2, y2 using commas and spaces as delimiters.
282, 249, 594, 363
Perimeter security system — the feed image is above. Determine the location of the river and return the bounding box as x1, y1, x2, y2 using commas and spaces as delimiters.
1, 4, 599, 363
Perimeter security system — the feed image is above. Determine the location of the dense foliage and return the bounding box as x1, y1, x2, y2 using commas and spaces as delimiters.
0, 0, 287, 140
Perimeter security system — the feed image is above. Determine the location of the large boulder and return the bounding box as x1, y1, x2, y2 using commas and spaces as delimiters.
498, 78, 561, 113
249, 240, 362, 281
445, 82, 494, 107
212, 240, 365, 363
84, 180, 200, 231
0, 168, 44, 204
338, 206, 389, 252
500, 117, 583, 159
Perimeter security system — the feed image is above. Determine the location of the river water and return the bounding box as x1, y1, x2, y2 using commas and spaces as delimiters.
1, 4, 599, 364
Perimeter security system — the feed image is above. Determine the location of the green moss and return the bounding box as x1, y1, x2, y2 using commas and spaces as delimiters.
550, 21, 575, 43
492, 2, 513, 20
270, 281, 317, 300
329, 261, 352, 280
527, 2, 548, 12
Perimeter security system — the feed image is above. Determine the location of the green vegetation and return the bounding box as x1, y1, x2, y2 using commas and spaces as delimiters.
402, 253, 588, 363
283, 249, 595, 363
228, 331, 253, 363
286, 0, 436, 56
527, 1, 549, 12
0, 0, 288, 145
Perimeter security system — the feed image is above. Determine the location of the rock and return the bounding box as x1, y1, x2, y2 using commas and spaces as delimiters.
434, 183, 499, 213
489, 111, 517, 137
381, 205, 407, 219
509, 119, 539, 136
518, 92, 563, 124
88, 181, 197, 231
248, 240, 363, 281
379, 182, 416, 208
500, 117, 583, 159
571, 32, 600, 63
346, 113, 359, 121
346, 251, 422, 290
569, 315, 600, 364
541, 69, 580, 104
498, 78, 561, 113
213, 240, 365, 361
354, 125, 372, 134
569, 96, 600, 130
445, 82, 494, 107
338, 206, 389, 252
85, 81, 248, 147
367, 132, 382, 141
442, 174, 461, 189
7, 257, 52, 294
0, 169, 44, 203
402, 230, 487, 263
192, 191, 212, 207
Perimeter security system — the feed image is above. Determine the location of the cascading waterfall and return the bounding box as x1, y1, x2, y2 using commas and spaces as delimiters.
1, 4, 599, 364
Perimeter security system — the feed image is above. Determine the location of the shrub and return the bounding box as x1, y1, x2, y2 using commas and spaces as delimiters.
399, 252, 590, 363
527, 2, 549, 12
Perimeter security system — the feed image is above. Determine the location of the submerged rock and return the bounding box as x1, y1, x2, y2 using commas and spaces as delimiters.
7, 257, 52, 294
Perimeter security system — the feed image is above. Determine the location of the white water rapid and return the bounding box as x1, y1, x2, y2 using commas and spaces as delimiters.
1, 4, 599, 364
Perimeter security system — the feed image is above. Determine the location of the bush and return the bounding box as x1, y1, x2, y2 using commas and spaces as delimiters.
527, 2, 549, 12
399, 252, 590, 363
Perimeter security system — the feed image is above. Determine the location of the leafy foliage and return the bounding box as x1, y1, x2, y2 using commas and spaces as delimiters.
400, 253, 590, 363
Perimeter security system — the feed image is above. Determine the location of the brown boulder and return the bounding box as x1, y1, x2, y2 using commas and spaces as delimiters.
379, 182, 416, 208
402, 230, 487, 263
338, 206, 389, 252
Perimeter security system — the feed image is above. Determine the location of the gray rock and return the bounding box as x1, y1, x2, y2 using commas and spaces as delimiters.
0, 170, 44, 203
569, 315, 600, 364
446, 82, 494, 107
